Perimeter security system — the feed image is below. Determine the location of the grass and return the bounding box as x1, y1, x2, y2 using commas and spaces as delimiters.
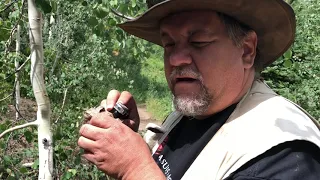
140, 55, 173, 121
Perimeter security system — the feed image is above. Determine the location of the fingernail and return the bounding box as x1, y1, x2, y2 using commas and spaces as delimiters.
106, 104, 113, 110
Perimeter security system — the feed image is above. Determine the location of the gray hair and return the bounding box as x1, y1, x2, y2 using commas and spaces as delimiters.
217, 12, 262, 73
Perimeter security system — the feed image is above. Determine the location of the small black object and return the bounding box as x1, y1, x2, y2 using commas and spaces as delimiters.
110, 102, 129, 119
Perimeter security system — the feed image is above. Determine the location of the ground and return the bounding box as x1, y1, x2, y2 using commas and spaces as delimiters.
137, 104, 161, 130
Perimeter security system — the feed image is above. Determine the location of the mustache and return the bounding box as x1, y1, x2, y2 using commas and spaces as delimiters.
169, 67, 203, 83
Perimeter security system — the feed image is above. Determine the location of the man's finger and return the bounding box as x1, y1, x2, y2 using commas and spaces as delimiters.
90, 112, 119, 129
78, 136, 97, 151
79, 124, 105, 141
118, 91, 139, 119
117, 91, 134, 105
82, 152, 95, 163
100, 99, 107, 110
118, 91, 140, 131
106, 90, 121, 111
122, 118, 136, 129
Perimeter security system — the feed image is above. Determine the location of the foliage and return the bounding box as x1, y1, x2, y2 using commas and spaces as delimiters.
262, 0, 320, 120
141, 55, 172, 120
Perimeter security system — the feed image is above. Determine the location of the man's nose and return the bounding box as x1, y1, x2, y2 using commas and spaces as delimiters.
169, 45, 192, 67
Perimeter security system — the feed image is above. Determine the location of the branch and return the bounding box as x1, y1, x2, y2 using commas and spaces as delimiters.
4, 0, 26, 55
55, 87, 69, 123
22, 162, 34, 167
3, 55, 30, 81
0, 120, 38, 138
12, 77, 24, 119
110, 9, 134, 20
16, 55, 31, 73
0, 94, 12, 102
0, 0, 18, 13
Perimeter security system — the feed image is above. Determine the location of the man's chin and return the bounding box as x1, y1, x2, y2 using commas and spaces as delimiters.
173, 96, 209, 117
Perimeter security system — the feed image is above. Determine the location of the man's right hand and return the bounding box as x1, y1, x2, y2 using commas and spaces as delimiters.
78, 90, 166, 180
99, 90, 140, 132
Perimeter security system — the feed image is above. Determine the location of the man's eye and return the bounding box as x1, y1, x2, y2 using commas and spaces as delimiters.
191, 42, 211, 47
164, 43, 175, 48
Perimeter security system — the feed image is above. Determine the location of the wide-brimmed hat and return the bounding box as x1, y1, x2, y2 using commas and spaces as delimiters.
118, 0, 296, 68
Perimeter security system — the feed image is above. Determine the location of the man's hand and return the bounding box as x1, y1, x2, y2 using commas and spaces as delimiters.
78, 111, 153, 178
100, 90, 140, 132
78, 90, 166, 179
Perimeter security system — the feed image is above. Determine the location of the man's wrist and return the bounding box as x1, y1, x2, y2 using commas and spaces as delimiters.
121, 159, 166, 180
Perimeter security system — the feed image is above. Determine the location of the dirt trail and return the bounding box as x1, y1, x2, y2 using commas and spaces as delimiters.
137, 104, 162, 130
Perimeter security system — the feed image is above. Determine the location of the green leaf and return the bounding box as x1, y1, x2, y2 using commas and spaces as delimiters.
81, 1, 88, 6
132, 0, 137, 7
9, 10, 19, 19
19, 167, 28, 174
98, 75, 103, 81
88, 16, 99, 27
119, 4, 128, 13
93, 23, 105, 36
133, 47, 137, 56
24, 149, 33, 157
0, 140, 6, 149
108, 18, 116, 26
283, 49, 292, 59
110, 0, 118, 6
24, 130, 33, 143
74, 155, 81, 164
31, 159, 39, 169
0, 122, 7, 131
6, 168, 12, 174
64, 171, 72, 179
284, 59, 293, 67
94, 6, 109, 19
51, 1, 58, 12
35, 0, 52, 14
0, 28, 10, 41
3, 155, 11, 163
68, 169, 77, 176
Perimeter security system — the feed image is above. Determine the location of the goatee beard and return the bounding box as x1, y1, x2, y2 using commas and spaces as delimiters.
170, 67, 212, 117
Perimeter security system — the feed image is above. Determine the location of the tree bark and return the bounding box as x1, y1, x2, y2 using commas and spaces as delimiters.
15, 23, 21, 121
28, 0, 53, 179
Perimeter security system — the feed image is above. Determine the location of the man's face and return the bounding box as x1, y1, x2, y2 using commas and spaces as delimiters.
160, 11, 255, 117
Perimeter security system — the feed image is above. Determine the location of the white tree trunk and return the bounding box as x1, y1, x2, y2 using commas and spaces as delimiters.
48, 14, 55, 40
15, 23, 21, 120
28, 0, 53, 179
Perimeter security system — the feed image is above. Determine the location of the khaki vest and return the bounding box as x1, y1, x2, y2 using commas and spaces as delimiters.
144, 80, 320, 180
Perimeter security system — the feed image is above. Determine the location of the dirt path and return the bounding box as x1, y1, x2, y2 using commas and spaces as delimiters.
137, 104, 161, 130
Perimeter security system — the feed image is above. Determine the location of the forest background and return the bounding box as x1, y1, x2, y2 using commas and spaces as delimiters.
0, 0, 319, 179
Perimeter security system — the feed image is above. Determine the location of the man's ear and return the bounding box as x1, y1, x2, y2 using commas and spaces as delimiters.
242, 31, 257, 69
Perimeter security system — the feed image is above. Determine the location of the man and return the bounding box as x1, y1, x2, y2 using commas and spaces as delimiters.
78, 0, 320, 179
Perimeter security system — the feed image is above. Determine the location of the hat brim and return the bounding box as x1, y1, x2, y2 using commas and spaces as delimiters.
118, 0, 295, 68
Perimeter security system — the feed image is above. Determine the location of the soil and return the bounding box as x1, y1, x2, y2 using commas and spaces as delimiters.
137, 104, 161, 130
0, 98, 37, 122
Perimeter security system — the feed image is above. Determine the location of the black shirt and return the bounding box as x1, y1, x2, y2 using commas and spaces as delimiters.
153, 104, 237, 180
153, 105, 320, 180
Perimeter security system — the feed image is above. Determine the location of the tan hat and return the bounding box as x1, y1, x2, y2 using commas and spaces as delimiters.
118, 0, 296, 68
